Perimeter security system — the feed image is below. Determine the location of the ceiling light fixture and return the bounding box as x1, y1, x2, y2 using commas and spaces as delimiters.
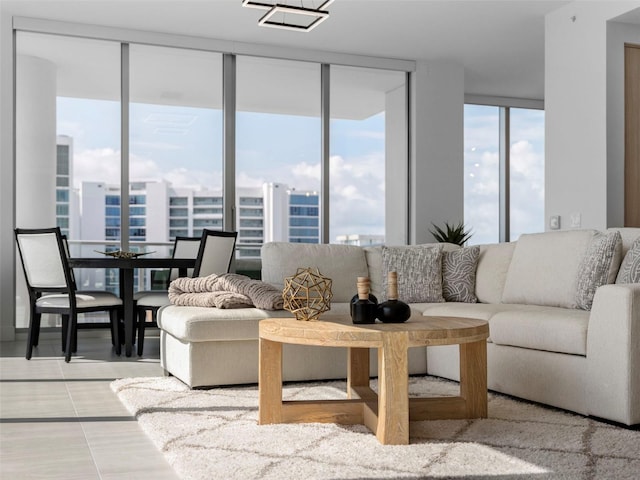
242, 0, 334, 32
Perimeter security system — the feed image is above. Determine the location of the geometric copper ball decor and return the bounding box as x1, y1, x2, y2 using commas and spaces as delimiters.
282, 267, 333, 321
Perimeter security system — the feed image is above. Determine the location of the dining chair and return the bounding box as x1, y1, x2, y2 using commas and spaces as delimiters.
14, 227, 123, 362
192, 229, 238, 277
134, 236, 201, 356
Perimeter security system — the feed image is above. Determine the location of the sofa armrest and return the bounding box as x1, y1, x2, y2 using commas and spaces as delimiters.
586, 283, 640, 425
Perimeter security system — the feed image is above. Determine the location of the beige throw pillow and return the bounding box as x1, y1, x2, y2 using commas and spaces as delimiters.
381, 244, 444, 303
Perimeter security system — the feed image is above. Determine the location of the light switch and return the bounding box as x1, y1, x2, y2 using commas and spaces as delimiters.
549, 215, 560, 230
570, 213, 581, 228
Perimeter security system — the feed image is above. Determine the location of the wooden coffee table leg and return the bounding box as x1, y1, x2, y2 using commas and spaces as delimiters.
459, 339, 488, 418
377, 331, 409, 445
347, 347, 370, 397
259, 337, 283, 424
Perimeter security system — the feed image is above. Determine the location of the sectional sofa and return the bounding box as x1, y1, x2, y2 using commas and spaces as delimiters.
157, 227, 640, 426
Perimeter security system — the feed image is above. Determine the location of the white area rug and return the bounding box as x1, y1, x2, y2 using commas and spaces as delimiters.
111, 376, 640, 479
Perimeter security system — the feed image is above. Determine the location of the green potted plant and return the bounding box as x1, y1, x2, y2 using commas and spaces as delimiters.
429, 221, 473, 246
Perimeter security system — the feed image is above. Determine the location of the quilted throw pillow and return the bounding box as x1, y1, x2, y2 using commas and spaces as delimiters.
575, 230, 622, 310
616, 237, 640, 284
442, 246, 480, 303
381, 244, 444, 303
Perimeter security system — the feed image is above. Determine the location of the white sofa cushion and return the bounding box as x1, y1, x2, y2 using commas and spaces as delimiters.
261, 242, 368, 303
157, 305, 289, 342
501, 230, 596, 308
420, 302, 521, 321
158, 303, 353, 343
475, 242, 515, 304
489, 306, 590, 356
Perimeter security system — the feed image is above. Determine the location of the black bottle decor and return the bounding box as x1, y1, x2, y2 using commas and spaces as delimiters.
351, 276, 378, 325
377, 271, 411, 323
350, 278, 378, 317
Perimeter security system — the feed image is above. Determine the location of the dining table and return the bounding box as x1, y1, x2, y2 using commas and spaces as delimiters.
68, 256, 197, 357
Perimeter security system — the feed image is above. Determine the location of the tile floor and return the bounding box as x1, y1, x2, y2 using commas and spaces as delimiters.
0, 330, 180, 479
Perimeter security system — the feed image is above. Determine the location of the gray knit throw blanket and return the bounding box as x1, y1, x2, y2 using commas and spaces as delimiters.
168, 273, 284, 310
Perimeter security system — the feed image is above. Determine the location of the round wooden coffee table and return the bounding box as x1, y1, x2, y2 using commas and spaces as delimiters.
258, 314, 489, 445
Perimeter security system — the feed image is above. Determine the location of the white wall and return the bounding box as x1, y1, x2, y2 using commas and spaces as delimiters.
16, 55, 57, 228
410, 60, 465, 244
545, 1, 640, 231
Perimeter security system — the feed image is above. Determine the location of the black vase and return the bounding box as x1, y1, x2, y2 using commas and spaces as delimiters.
351, 277, 377, 324
350, 292, 378, 317
377, 299, 411, 323
377, 271, 410, 323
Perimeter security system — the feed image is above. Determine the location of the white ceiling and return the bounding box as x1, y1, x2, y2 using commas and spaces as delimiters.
5, 0, 640, 101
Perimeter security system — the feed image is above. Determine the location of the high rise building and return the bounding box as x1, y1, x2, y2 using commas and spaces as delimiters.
55, 135, 79, 238
78, 179, 319, 264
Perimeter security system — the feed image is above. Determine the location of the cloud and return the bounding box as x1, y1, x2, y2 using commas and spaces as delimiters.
463, 140, 544, 244
162, 168, 222, 191
73, 148, 121, 188
235, 153, 386, 239
327, 154, 385, 238
72, 148, 222, 191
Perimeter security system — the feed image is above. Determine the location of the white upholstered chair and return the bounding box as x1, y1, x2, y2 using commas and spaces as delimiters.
134, 236, 202, 356
192, 229, 238, 277
15, 227, 123, 362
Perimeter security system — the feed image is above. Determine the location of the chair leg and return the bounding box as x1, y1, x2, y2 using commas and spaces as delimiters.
137, 308, 146, 357
72, 314, 78, 353
32, 314, 41, 347
61, 314, 69, 352
64, 313, 77, 363
25, 309, 41, 360
111, 309, 121, 356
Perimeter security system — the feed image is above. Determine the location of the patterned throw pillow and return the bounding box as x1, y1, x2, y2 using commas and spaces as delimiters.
381, 244, 444, 303
575, 230, 622, 310
616, 237, 640, 284
442, 246, 480, 303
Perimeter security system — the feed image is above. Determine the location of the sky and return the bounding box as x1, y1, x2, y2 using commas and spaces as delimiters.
57, 98, 544, 245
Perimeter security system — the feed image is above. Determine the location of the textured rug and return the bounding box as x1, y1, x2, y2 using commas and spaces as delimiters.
111, 376, 640, 479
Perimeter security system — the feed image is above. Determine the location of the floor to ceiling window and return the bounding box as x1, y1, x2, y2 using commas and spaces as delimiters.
130, 44, 223, 246
464, 104, 544, 245
329, 66, 405, 245
129, 44, 223, 288
236, 56, 321, 252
